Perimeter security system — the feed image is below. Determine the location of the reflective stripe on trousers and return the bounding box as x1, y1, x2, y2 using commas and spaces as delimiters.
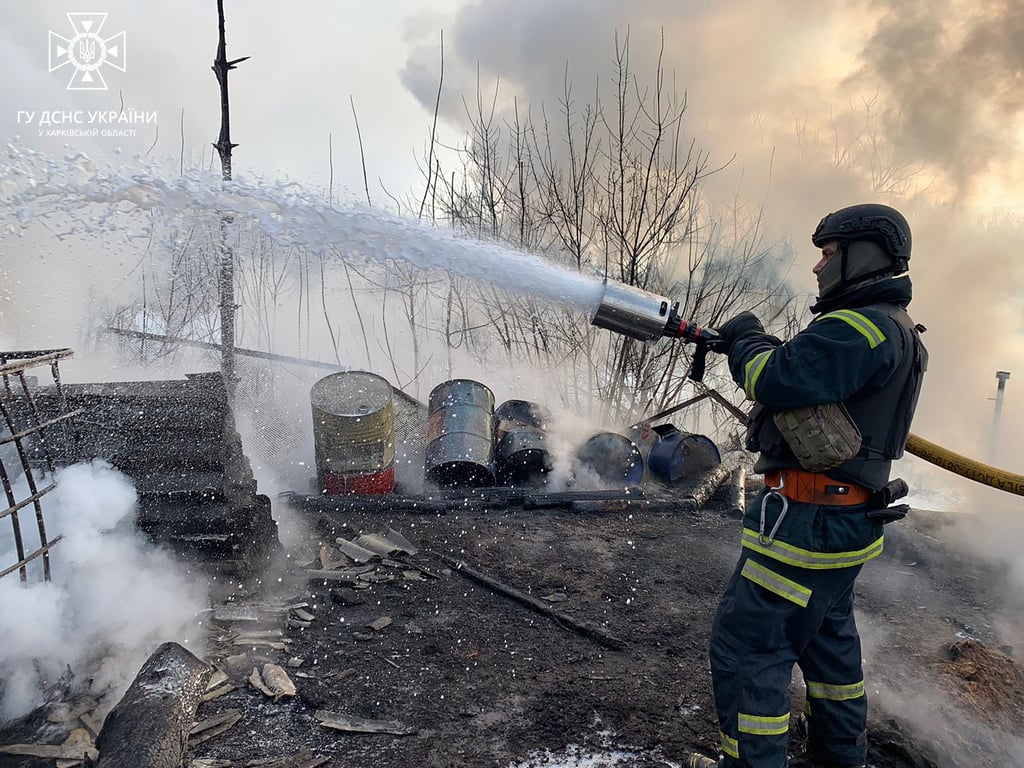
709, 548, 868, 767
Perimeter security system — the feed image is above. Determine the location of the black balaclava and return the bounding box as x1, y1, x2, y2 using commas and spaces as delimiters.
816, 239, 895, 300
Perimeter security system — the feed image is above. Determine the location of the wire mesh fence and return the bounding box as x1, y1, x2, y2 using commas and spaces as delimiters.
0, 349, 78, 583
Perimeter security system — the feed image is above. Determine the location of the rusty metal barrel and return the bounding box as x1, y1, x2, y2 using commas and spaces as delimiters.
574, 432, 644, 488
494, 400, 551, 487
310, 371, 395, 494
424, 379, 495, 488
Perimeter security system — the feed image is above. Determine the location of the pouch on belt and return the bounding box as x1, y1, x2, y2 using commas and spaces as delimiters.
773, 402, 862, 472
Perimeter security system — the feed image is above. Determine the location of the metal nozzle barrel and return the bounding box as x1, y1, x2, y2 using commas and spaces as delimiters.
590, 281, 677, 341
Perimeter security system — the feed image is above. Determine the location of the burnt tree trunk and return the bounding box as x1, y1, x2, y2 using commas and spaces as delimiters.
211, 0, 248, 404
95, 642, 212, 768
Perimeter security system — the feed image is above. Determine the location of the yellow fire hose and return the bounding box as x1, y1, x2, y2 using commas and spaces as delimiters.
660, 387, 1024, 497
905, 433, 1024, 497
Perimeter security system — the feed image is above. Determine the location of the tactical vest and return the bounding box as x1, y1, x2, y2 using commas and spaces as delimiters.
746, 303, 928, 490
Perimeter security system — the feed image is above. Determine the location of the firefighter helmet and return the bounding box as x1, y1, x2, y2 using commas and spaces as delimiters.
811, 203, 911, 265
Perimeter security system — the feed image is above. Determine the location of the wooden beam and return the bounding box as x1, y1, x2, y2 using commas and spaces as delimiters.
95, 642, 212, 768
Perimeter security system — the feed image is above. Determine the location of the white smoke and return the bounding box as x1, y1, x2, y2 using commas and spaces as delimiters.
0, 460, 208, 722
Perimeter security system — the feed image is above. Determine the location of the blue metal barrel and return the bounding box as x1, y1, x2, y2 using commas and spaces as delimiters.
647, 425, 721, 487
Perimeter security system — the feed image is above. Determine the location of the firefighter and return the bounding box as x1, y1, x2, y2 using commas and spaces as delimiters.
706, 203, 928, 767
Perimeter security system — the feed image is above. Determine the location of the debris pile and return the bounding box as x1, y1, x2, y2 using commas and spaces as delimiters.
941, 639, 1024, 733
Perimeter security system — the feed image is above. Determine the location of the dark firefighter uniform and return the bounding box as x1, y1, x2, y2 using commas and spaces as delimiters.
709, 274, 927, 768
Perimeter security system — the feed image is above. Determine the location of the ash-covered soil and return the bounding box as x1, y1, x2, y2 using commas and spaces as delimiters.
4, 486, 1024, 768
186, 486, 1024, 768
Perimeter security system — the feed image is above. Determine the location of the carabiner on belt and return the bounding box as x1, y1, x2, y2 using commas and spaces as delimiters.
759, 475, 789, 546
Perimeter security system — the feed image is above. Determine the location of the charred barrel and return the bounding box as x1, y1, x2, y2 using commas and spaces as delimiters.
494, 399, 552, 487
647, 424, 721, 487
311, 371, 396, 494
424, 379, 496, 488
574, 432, 645, 488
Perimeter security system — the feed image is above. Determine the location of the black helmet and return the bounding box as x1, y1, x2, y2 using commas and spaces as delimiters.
812, 203, 911, 265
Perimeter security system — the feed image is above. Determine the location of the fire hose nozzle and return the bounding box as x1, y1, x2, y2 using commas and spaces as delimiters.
589, 280, 722, 345
590, 281, 678, 341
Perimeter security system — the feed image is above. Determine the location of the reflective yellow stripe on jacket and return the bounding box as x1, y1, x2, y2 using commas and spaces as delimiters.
817, 309, 886, 348
741, 529, 884, 569
743, 350, 772, 400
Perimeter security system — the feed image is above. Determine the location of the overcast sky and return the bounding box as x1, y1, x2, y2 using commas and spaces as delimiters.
0, 1, 464, 198
3, 0, 1024, 471
3, 1, 1021, 207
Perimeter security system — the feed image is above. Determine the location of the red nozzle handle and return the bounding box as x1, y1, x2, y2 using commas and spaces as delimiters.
673, 320, 722, 345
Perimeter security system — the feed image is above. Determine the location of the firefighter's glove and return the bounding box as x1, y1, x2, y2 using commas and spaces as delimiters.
716, 311, 764, 354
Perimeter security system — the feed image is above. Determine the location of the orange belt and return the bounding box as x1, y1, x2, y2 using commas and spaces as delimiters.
764, 469, 873, 506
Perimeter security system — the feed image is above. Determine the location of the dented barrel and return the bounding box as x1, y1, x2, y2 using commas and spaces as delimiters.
494, 400, 551, 487
311, 371, 395, 494
574, 432, 644, 488
424, 379, 496, 488
647, 425, 721, 487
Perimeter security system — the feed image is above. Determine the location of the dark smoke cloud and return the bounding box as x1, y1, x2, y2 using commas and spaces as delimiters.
399, 0, 822, 148
397, 0, 868, 270
855, 0, 1024, 201
399, 0, 1024, 207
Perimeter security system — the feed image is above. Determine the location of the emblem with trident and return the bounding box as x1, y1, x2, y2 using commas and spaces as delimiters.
49, 12, 126, 91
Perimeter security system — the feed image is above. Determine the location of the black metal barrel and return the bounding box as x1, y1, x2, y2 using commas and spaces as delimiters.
424, 379, 496, 488
574, 432, 644, 488
494, 399, 551, 487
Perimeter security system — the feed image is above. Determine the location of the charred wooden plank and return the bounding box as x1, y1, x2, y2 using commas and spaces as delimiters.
131, 471, 227, 497
280, 492, 463, 515
568, 498, 676, 513
313, 710, 416, 736
95, 642, 212, 768
282, 488, 657, 516
522, 490, 649, 509
678, 462, 735, 512
436, 553, 627, 650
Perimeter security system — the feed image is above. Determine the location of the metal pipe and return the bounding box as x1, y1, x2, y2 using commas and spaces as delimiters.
104, 327, 347, 372
988, 370, 1010, 463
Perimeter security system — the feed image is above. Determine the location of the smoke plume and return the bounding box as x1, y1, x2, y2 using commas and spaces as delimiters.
0, 461, 207, 722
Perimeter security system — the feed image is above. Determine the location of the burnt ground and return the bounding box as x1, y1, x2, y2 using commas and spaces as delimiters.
189, 483, 1024, 768
4, 483, 1024, 768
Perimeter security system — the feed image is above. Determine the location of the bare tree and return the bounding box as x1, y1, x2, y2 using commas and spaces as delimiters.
211, 0, 249, 402
793, 95, 932, 199
404, 30, 792, 427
